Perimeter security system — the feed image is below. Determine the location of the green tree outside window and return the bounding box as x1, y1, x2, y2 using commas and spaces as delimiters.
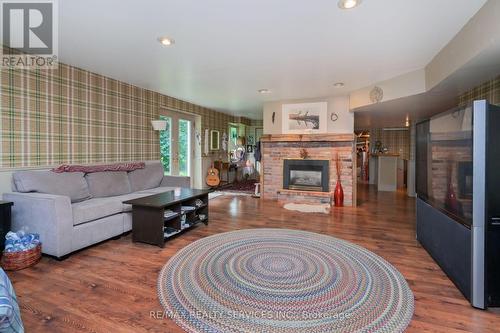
159, 116, 172, 175
178, 119, 191, 177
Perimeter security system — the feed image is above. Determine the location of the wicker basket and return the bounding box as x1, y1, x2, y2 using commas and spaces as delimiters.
1, 244, 42, 271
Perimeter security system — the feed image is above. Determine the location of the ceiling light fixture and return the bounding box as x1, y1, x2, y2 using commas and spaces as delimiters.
333, 82, 345, 88
158, 36, 174, 46
338, 0, 361, 10
258, 89, 271, 94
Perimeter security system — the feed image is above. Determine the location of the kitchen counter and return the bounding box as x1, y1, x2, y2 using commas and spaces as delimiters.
369, 154, 399, 192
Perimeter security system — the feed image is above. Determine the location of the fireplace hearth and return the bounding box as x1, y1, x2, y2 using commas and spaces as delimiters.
283, 160, 329, 192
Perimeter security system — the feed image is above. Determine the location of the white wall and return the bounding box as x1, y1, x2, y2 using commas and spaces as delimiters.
426, 0, 500, 90
263, 96, 354, 135
349, 69, 426, 110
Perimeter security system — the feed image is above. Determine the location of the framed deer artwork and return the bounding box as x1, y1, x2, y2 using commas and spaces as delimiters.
282, 102, 328, 134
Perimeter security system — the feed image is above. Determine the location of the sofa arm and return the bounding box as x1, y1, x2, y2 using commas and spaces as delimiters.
2, 192, 73, 258
160, 176, 191, 188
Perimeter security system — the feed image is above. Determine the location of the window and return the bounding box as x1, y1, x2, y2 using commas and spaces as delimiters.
178, 119, 191, 177
159, 116, 172, 175
229, 125, 238, 150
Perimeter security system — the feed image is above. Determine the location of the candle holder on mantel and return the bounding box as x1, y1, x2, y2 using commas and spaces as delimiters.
333, 153, 344, 207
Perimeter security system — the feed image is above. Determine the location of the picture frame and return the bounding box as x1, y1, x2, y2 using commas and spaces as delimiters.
282, 102, 328, 134
210, 130, 220, 151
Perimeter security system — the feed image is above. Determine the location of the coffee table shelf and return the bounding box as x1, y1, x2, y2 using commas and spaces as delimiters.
164, 212, 180, 222
123, 189, 209, 247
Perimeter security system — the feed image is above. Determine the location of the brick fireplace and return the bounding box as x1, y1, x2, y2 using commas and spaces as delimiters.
260, 134, 356, 207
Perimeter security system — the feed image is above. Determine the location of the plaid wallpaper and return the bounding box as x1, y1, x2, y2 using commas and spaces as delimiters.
250, 119, 263, 127
0, 62, 247, 168
370, 128, 410, 160
458, 75, 500, 107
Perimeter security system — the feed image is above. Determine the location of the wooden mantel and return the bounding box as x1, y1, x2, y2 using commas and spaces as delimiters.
260, 133, 355, 143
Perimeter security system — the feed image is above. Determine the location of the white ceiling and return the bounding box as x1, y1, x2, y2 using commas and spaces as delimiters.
59, 0, 487, 119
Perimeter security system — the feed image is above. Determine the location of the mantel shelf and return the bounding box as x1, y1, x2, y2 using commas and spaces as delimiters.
260, 134, 355, 143
277, 189, 333, 198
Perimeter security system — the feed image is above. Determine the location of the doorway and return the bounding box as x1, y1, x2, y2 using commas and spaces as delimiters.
159, 109, 196, 178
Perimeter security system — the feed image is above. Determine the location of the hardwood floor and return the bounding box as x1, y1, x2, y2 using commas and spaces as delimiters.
8, 185, 500, 332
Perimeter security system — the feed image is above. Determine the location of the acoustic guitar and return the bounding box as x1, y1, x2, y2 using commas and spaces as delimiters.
206, 163, 221, 187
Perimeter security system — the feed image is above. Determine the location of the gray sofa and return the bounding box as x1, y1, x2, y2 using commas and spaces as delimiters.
3, 161, 190, 259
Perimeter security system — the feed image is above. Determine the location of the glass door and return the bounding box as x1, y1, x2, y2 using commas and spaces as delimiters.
159, 110, 195, 178
159, 115, 173, 175
177, 119, 191, 177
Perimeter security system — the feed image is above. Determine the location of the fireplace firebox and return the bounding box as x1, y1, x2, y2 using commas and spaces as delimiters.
283, 159, 329, 192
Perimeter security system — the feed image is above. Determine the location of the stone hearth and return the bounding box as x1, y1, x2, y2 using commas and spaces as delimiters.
260, 134, 356, 207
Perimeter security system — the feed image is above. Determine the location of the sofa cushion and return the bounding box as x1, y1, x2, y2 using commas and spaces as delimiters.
85, 171, 131, 198
12, 171, 91, 203
113, 192, 153, 212
72, 198, 123, 225
128, 161, 164, 192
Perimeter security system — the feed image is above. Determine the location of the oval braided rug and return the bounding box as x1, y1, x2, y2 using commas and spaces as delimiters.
158, 229, 414, 333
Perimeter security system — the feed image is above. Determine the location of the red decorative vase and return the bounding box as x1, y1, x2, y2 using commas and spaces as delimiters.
445, 182, 460, 214
334, 180, 344, 207
444, 163, 461, 216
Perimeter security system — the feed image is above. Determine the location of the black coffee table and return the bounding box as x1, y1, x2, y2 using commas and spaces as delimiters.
123, 189, 209, 247
0, 201, 13, 251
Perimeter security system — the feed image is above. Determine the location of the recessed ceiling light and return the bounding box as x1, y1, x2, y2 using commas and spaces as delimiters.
338, 0, 361, 10
333, 82, 345, 88
258, 89, 271, 94
158, 36, 174, 46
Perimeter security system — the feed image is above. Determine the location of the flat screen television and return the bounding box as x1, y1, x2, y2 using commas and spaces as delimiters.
416, 100, 500, 309
416, 106, 473, 226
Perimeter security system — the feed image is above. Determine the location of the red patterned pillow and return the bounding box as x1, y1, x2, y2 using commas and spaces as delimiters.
52, 162, 146, 173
